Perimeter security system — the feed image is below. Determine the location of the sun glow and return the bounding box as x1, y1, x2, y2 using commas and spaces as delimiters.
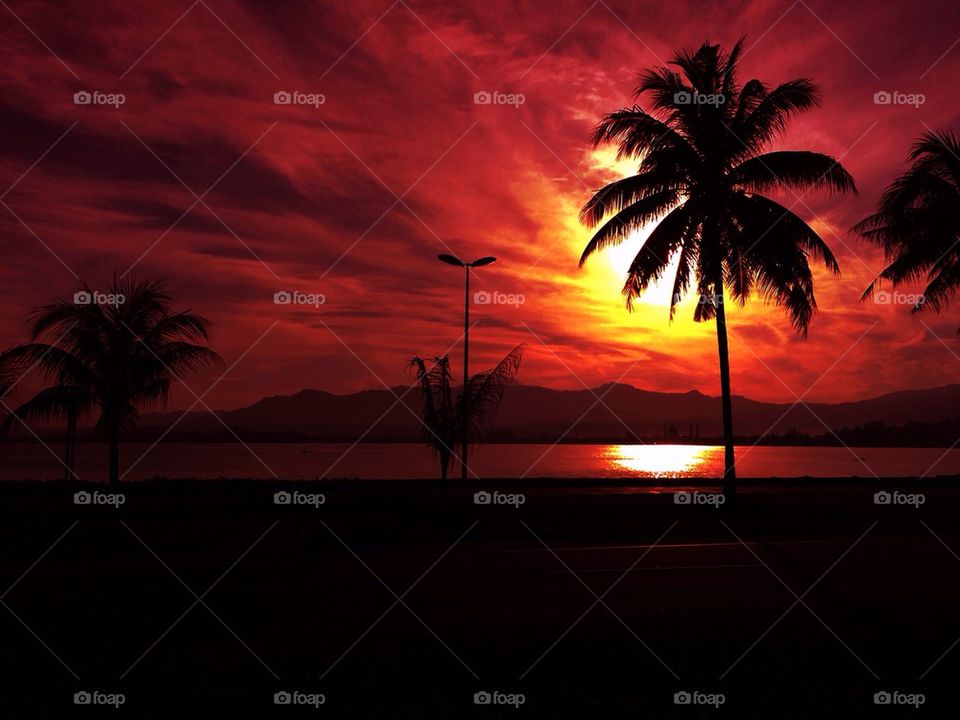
602, 225, 684, 307
605, 444, 722, 477
585, 146, 687, 309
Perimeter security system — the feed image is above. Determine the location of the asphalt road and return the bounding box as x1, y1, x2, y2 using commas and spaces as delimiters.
0, 480, 958, 717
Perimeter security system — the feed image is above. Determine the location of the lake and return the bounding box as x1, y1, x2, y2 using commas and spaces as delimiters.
2, 442, 959, 481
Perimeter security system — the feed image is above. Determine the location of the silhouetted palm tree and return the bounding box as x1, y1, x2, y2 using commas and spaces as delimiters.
410, 345, 523, 480
3, 384, 93, 482
579, 39, 855, 493
0, 350, 19, 433
4, 278, 221, 484
409, 355, 457, 480
856, 130, 960, 325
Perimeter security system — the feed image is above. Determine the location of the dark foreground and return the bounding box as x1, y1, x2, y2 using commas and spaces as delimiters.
0, 477, 958, 718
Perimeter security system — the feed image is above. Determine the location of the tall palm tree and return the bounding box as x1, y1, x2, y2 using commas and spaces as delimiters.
410, 345, 523, 480
579, 39, 856, 493
4, 278, 221, 484
855, 130, 960, 324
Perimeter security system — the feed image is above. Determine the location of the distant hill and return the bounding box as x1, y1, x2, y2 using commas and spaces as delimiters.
107, 383, 960, 444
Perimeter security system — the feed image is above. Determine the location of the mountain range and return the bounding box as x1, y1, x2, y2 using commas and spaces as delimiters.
113, 383, 960, 444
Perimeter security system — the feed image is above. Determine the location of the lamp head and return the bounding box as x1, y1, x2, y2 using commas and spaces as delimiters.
437, 254, 465, 267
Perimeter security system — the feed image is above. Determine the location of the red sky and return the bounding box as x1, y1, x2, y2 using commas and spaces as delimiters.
2, 0, 960, 411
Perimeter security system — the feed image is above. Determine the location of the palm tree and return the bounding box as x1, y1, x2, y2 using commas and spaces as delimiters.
579, 39, 856, 493
0, 349, 21, 446
410, 345, 523, 480
3, 384, 93, 482
4, 278, 221, 484
409, 355, 457, 480
855, 130, 960, 324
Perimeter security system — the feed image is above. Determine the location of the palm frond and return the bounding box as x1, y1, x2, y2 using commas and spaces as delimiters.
623, 203, 693, 309
579, 189, 680, 265
458, 345, 524, 441
733, 79, 820, 156
730, 151, 856, 194
579, 170, 681, 228
408, 355, 456, 459
855, 130, 960, 315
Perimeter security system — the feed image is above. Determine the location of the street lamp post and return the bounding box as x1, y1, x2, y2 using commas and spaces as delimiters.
438, 253, 497, 481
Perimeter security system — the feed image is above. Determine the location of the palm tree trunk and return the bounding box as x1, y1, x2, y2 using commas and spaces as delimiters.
713, 283, 737, 495
64, 409, 77, 482
108, 420, 120, 486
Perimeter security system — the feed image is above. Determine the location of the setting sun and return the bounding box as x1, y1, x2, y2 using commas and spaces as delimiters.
606, 444, 721, 476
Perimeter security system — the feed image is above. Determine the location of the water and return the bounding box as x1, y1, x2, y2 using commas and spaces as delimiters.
2, 442, 959, 481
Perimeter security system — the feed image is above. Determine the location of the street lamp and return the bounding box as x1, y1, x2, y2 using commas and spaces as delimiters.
437, 253, 497, 481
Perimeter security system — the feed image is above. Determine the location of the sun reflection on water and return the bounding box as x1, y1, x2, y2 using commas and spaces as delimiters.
605, 444, 722, 477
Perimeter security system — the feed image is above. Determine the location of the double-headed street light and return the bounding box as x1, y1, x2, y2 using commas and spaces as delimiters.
437, 253, 497, 481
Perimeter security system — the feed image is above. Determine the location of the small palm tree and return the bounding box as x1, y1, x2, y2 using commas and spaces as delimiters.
579, 39, 855, 492
410, 345, 523, 480
4, 278, 221, 484
3, 384, 93, 482
855, 130, 960, 324
409, 355, 457, 480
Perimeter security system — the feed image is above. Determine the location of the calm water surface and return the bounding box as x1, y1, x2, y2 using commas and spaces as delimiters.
2, 442, 959, 481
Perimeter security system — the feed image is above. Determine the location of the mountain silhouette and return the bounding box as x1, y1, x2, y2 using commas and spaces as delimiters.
118, 383, 960, 443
